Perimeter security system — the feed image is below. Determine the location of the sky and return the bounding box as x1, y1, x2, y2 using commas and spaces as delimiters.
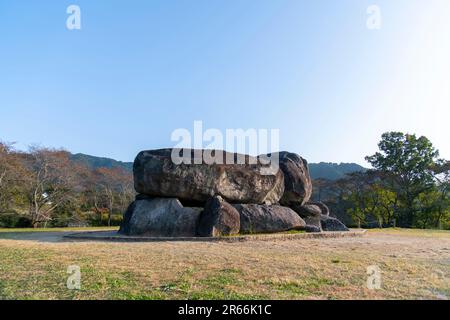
1, 0, 449, 166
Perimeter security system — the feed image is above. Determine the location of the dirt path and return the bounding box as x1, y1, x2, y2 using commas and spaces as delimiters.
0, 231, 75, 242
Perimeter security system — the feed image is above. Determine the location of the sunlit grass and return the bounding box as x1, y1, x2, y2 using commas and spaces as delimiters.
0, 228, 448, 300
367, 228, 450, 238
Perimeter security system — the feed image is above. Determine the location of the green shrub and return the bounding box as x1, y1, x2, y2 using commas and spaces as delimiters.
0, 213, 32, 228
87, 212, 123, 227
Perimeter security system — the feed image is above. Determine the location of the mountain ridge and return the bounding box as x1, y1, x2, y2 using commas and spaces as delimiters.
308, 162, 367, 180
70, 153, 367, 181
70, 153, 133, 172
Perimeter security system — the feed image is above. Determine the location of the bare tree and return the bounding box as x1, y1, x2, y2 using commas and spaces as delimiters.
23, 146, 77, 227
93, 167, 134, 226
0, 143, 14, 207
0, 142, 28, 212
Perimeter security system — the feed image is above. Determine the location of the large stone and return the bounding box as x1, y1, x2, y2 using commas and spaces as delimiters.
276, 152, 312, 206
197, 196, 240, 237
291, 203, 322, 233
308, 201, 330, 216
119, 198, 201, 237
233, 204, 306, 234
134, 149, 285, 205
321, 215, 349, 232
304, 225, 322, 233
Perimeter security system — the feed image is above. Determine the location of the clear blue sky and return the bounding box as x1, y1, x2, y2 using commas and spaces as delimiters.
1, 0, 449, 165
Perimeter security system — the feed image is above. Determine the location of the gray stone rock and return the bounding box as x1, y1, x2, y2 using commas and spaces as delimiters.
233, 204, 306, 234
197, 196, 240, 237
118, 198, 201, 237
276, 152, 312, 206
135, 194, 153, 201
304, 225, 322, 233
308, 201, 330, 216
134, 149, 285, 205
321, 215, 349, 231
290, 203, 322, 233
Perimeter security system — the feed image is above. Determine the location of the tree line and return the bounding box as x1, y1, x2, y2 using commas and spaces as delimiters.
1, 131, 448, 229
313, 132, 449, 229
0, 143, 134, 228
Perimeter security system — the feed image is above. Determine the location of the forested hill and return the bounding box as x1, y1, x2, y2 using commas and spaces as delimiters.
71, 153, 366, 181
70, 153, 133, 172
309, 162, 367, 180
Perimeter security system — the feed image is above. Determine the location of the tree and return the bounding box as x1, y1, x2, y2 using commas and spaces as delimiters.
312, 178, 330, 202
369, 185, 398, 228
0, 142, 28, 213
341, 172, 372, 228
338, 171, 395, 228
23, 147, 78, 227
422, 159, 450, 228
365, 132, 440, 227
92, 167, 134, 226
0, 141, 136, 228
0, 142, 16, 211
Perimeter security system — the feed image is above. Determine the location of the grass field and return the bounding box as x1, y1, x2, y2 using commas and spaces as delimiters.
0, 228, 448, 300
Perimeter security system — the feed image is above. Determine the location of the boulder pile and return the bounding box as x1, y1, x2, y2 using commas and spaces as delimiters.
119, 149, 348, 237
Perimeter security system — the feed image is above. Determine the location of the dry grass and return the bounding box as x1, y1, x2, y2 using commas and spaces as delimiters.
0, 228, 448, 300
